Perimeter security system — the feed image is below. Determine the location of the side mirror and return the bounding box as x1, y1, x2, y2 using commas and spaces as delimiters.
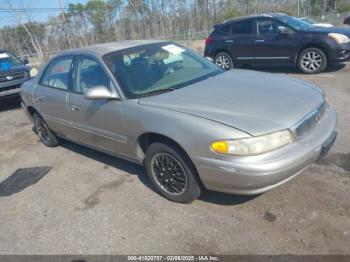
23, 56, 29, 65
84, 86, 120, 100
279, 26, 293, 35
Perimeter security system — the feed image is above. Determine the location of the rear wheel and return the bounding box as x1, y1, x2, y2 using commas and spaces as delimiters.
298, 48, 327, 74
145, 142, 202, 203
33, 113, 59, 147
214, 52, 233, 70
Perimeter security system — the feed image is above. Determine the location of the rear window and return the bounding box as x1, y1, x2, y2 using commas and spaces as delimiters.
231, 20, 253, 34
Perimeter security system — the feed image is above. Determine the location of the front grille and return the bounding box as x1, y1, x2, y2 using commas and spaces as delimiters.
0, 72, 25, 83
0, 84, 21, 92
295, 102, 328, 137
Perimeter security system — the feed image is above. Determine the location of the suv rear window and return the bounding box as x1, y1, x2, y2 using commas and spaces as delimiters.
231, 20, 253, 34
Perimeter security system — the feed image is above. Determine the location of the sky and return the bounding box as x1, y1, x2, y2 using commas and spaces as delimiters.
0, 0, 89, 27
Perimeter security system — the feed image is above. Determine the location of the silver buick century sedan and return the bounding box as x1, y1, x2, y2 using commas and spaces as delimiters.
20, 40, 337, 203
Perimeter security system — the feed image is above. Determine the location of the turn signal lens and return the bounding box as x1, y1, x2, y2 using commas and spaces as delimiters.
210, 141, 229, 154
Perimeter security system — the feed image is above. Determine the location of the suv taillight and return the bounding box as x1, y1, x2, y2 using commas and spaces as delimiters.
205, 36, 213, 46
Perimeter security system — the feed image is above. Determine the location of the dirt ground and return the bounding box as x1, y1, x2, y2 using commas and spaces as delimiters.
0, 63, 349, 255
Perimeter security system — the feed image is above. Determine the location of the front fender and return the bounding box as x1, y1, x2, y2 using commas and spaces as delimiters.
121, 100, 251, 163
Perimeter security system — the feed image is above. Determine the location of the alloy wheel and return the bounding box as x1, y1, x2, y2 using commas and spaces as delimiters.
151, 153, 188, 196
215, 54, 232, 70
35, 117, 50, 144
300, 51, 323, 73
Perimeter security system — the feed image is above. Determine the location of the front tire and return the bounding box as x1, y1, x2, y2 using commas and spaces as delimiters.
33, 113, 59, 147
298, 47, 327, 74
214, 52, 233, 70
145, 142, 202, 203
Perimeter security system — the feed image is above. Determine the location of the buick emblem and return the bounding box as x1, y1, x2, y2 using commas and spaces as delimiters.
315, 113, 321, 125
6, 75, 14, 81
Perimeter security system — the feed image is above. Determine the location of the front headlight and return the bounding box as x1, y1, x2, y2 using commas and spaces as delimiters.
328, 33, 350, 44
29, 68, 38, 78
210, 130, 293, 156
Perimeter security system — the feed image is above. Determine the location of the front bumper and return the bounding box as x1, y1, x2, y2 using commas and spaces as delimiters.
193, 107, 337, 195
0, 86, 21, 99
330, 43, 350, 63
0, 76, 29, 99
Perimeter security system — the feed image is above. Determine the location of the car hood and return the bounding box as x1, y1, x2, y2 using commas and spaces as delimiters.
305, 26, 350, 37
138, 70, 325, 136
0, 64, 29, 74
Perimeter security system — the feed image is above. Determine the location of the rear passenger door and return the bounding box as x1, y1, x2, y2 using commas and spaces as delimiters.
67, 55, 126, 155
33, 56, 74, 137
225, 19, 257, 62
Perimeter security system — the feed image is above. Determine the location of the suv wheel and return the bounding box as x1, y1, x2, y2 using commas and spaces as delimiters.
298, 48, 327, 74
33, 113, 60, 147
145, 142, 202, 203
214, 52, 233, 70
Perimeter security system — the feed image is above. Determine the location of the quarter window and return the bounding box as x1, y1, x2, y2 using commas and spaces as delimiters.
40, 57, 73, 90
231, 20, 253, 34
74, 57, 111, 94
219, 23, 232, 34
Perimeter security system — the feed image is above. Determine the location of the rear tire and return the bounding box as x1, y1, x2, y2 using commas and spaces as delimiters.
145, 142, 202, 203
214, 52, 233, 70
33, 113, 59, 147
298, 47, 327, 74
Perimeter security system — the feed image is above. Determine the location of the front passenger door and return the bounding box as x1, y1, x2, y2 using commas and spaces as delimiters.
253, 18, 298, 64
67, 56, 127, 155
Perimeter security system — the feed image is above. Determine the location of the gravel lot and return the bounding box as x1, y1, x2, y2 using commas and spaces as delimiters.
0, 63, 349, 255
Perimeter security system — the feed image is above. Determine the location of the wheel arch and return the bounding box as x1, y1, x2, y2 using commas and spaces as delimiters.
138, 132, 190, 162
137, 132, 205, 189
214, 49, 232, 58
27, 106, 41, 119
295, 44, 329, 64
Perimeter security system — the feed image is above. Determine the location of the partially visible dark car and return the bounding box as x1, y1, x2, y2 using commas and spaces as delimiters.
344, 16, 350, 25
204, 13, 350, 74
0, 49, 31, 100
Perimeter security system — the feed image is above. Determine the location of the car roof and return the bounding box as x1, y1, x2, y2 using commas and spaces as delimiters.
218, 13, 287, 26
55, 40, 164, 58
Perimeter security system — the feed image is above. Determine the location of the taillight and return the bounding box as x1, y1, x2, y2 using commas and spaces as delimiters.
205, 36, 213, 46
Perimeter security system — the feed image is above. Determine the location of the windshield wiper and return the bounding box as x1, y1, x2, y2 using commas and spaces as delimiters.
137, 88, 176, 98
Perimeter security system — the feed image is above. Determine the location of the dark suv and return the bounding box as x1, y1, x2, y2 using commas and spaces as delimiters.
0, 49, 31, 100
204, 13, 350, 74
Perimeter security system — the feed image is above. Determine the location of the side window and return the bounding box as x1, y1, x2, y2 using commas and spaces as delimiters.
257, 19, 281, 36
74, 57, 111, 94
231, 20, 253, 34
219, 23, 232, 34
41, 57, 73, 90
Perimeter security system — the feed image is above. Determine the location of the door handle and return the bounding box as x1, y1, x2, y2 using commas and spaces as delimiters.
255, 39, 265, 43
225, 40, 234, 43
35, 96, 48, 102
71, 105, 80, 112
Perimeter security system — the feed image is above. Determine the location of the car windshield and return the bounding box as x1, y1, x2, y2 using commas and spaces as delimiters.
104, 42, 223, 99
301, 18, 316, 24
0, 52, 23, 72
278, 15, 315, 30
